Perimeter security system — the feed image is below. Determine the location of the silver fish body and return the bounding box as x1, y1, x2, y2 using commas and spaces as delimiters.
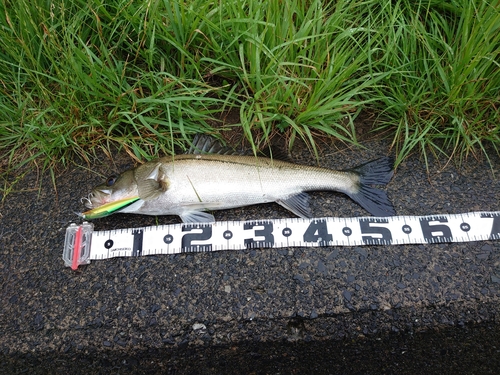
83, 150, 395, 222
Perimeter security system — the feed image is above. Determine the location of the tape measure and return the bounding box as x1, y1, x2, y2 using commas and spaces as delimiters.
63, 212, 500, 270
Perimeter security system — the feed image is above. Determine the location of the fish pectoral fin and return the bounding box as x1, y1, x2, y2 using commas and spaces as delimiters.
136, 163, 170, 200
276, 192, 312, 218
179, 210, 216, 223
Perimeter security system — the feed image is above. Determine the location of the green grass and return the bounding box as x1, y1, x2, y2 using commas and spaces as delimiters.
371, 0, 500, 166
1, 0, 499, 188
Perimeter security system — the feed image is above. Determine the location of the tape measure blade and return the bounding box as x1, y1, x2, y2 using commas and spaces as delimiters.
64, 211, 500, 269
468, 212, 499, 241
90, 228, 133, 260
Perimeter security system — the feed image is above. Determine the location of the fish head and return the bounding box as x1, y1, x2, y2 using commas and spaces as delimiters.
80, 170, 140, 219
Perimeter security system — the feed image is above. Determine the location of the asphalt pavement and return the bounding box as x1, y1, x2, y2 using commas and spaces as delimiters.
1, 136, 500, 374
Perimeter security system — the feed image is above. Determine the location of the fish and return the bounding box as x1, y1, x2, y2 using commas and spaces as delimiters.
81, 135, 395, 222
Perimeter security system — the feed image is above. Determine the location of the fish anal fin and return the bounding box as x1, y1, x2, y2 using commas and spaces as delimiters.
179, 210, 215, 223
276, 192, 312, 218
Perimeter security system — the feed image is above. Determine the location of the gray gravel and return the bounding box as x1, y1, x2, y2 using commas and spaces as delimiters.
1, 137, 500, 373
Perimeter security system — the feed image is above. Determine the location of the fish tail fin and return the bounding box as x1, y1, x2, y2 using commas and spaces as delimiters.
345, 157, 395, 216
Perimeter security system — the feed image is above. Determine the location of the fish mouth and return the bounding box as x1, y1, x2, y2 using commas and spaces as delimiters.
80, 194, 94, 209
80, 189, 112, 209
80, 192, 102, 209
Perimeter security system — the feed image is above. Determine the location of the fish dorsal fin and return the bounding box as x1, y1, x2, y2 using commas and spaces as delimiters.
188, 134, 241, 155
189, 134, 295, 162
258, 145, 294, 162
135, 162, 170, 200
276, 192, 312, 218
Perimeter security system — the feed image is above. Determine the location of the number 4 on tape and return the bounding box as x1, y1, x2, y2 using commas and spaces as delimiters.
63, 212, 500, 270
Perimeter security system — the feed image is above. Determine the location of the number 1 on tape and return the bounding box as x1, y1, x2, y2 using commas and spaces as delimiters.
63, 212, 500, 269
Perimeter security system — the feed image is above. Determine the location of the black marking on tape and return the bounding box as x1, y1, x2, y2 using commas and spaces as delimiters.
132, 229, 144, 256
244, 221, 274, 249
360, 218, 392, 245
303, 219, 333, 246
342, 227, 352, 236
419, 217, 452, 243
460, 222, 470, 232
181, 223, 213, 252
481, 212, 500, 240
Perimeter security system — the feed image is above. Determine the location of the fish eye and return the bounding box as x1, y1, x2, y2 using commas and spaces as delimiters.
106, 175, 118, 186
